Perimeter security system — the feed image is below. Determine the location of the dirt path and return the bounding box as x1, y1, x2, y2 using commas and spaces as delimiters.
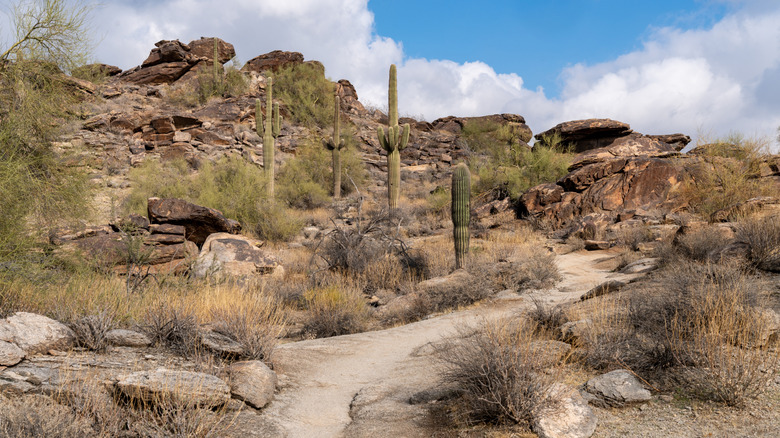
249, 249, 632, 437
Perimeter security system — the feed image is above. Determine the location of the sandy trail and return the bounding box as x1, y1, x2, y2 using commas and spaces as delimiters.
251, 249, 631, 437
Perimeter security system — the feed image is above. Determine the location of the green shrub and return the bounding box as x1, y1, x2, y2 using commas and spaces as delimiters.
254, 204, 304, 242
197, 60, 248, 103
277, 134, 366, 208
124, 159, 192, 215
273, 63, 335, 128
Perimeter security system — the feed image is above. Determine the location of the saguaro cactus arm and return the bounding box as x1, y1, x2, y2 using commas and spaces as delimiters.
255, 98, 264, 137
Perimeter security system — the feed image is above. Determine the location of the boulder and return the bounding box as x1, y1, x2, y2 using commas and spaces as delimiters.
147, 198, 241, 247
584, 369, 652, 407
0, 340, 25, 366
228, 360, 277, 409
121, 61, 193, 85
114, 368, 231, 408
142, 40, 191, 66
535, 118, 632, 152
187, 37, 236, 64
569, 135, 678, 170
192, 233, 283, 279
533, 384, 597, 438
0, 313, 75, 355
105, 329, 152, 348
242, 50, 304, 73
647, 133, 691, 151
200, 330, 244, 357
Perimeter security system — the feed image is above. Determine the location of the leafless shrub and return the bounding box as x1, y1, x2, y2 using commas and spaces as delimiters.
436, 319, 566, 428
737, 214, 780, 272
675, 226, 733, 262
142, 303, 200, 355
512, 246, 561, 291
615, 226, 654, 251
210, 295, 286, 363
68, 309, 115, 353
0, 394, 92, 438
525, 298, 568, 336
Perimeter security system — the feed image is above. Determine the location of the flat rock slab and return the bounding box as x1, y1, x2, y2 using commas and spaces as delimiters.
585, 369, 652, 406
114, 368, 230, 408
0, 312, 75, 355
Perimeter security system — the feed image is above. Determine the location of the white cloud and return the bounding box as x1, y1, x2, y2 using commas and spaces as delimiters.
74, 1, 780, 145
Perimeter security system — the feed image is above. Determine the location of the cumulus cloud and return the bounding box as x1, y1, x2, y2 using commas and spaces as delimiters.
69, 0, 780, 145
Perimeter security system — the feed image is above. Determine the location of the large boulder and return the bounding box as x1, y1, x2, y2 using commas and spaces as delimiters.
0, 313, 75, 355
114, 368, 231, 408
535, 118, 689, 154
147, 198, 241, 247
120, 38, 236, 85
242, 50, 304, 73
569, 135, 679, 170
187, 37, 236, 64
192, 233, 283, 279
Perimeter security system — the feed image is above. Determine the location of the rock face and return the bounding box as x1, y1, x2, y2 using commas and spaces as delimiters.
192, 233, 283, 279
534, 118, 689, 153
114, 368, 231, 408
520, 121, 687, 234
533, 385, 597, 438
147, 197, 241, 247
228, 360, 277, 409
242, 50, 304, 73
0, 313, 75, 355
120, 37, 234, 85
584, 369, 652, 407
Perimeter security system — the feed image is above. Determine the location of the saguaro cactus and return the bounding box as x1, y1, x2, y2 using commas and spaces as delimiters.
377, 64, 410, 209
260, 76, 282, 198
451, 163, 471, 269
323, 94, 346, 198
212, 37, 220, 84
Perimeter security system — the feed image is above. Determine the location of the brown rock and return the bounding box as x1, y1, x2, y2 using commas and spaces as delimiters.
121, 61, 193, 85
150, 116, 175, 134
145, 233, 186, 245
535, 118, 632, 152
105, 329, 151, 347
147, 198, 241, 247
171, 114, 202, 130
142, 40, 191, 67
519, 183, 564, 215
150, 224, 186, 235
242, 50, 304, 73
569, 135, 678, 170
647, 133, 691, 151
187, 37, 236, 64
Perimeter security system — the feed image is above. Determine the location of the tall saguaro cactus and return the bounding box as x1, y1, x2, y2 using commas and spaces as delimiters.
323, 94, 346, 198
377, 64, 410, 209
258, 76, 282, 198
451, 163, 471, 269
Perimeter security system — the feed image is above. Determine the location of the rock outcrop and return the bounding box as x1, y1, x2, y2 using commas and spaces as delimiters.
120, 37, 235, 85
147, 197, 242, 247
534, 118, 689, 153
242, 50, 304, 73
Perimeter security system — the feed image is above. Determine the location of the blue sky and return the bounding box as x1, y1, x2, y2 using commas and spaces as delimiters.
3, 0, 778, 146
370, 0, 732, 97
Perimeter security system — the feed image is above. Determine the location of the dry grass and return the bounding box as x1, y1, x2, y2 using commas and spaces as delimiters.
435, 318, 567, 428
68, 310, 116, 353
736, 214, 780, 272
301, 285, 370, 338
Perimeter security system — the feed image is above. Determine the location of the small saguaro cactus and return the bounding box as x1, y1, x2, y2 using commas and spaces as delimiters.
377, 64, 410, 209
451, 163, 471, 269
212, 37, 220, 84
260, 76, 282, 198
323, 94, 346, 198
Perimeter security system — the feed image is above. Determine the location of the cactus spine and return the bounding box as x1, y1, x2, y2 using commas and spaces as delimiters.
323, 94, 346, 198
262, 76, 281, 198
451, 163, 471, 269
377, 64, 410, 209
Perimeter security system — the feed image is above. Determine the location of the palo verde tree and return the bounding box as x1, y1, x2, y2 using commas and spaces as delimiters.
0, 0, 94, 260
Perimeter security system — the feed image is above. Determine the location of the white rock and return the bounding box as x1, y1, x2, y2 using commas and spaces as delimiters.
534, 384, 597, 438
192, 233, 284, 279
585, 369, 652, 406
0, 312, 75, 355
0, 340, 25, 366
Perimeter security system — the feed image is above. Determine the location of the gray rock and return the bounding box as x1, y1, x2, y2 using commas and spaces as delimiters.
201, 330, 244, 357
0, 340, 25, 366
115, 368, 231, 408
534, 384, 597, 438
105, 329, 152, 347
228, 360, 277, 409
585, 369, 652, 406
0, 312, 75, 355
619, 257, 658, 274
192, 233, 284, 279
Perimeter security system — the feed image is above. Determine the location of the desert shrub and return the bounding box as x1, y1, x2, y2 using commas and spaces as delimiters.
471, 143, 572, 200
302, 286, 369, 338
511, 246, 561, 291
254, 203, 304, 242
68, 310, 115, 353
273, 62, 335, 128
0, 394, 93, 438
421, 271, 493, 314
210, 294, 286, 363
736, 214, 780, 272
277, 134, 366, 207
677, 134, 772, 218
674, 225, 733, 262
436, 319, 565, 428
142, 302, 201, 355
0, 61, 92, 261
124, 158, 192, 215
192, 155, 267, 228
526, 298, 569, 336
196, 61, 248, 103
